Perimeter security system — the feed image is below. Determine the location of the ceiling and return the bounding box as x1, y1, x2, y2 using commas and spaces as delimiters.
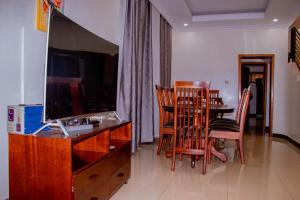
150, 0, 300, 30
186, 0, 268, 15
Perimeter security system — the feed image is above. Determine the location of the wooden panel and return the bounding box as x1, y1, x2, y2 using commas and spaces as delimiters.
72, 151, 107, 173
9, 134, 35, 200
73, 160, 109, 200
9, 121, 132, 200
107, 142, 131, 173
110, 123, 132, 141
110, 139, 131, 149
9, 134, 72, 200
72, 130, 110, 172
73, 130, 110, 153
109, 161, 131, 197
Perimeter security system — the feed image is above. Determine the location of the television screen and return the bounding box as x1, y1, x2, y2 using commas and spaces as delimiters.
44, 9, 119, 121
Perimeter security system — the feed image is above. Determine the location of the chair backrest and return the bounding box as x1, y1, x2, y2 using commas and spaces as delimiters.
209, 90, 220, 105
155, 85, 165, 123
236, 88, 247, 123
238, 87, 251, 137
173, 81, 210, 151
162, 87, 174, 106
156, 85, 174, 125
174, 80, 211, 88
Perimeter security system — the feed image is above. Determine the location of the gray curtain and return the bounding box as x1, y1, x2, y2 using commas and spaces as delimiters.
160, 16, 172, 87
117, 0, 154, 152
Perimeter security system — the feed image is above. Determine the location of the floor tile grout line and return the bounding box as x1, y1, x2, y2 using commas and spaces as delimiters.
158, 183, 170, 200
278, 177, 295, 200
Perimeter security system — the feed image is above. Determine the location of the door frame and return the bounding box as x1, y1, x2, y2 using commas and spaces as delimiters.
241, 62, 268, 131
238, 54, 275, 136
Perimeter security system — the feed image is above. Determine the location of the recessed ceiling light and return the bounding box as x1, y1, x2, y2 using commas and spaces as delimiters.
184, 23, 188, 26
273, 18, 279, 22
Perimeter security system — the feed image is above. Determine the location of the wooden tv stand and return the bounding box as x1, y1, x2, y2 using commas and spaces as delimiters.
9, 120, 132, 200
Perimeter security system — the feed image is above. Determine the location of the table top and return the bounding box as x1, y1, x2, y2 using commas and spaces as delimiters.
162, 104, 234, 114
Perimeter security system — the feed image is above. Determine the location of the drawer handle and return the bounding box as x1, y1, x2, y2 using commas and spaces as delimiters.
90, 197, 98, 200
89, 174, 99, 180
117, 173, 124, 178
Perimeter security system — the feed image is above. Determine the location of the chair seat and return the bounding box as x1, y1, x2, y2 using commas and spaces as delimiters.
209, 122, 240, 132
210, 118, 237, 124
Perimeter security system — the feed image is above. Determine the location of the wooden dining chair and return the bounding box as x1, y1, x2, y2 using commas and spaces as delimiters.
209, 90, 220, 105
162, 87, 174, 107
210, 87, 248, 125
171, 80, 210, 174
155, 85, 174, 155
174, 80, 211, 88
209, 89, 221, 119
208, 87, 251, 164
162, 87, 174, 124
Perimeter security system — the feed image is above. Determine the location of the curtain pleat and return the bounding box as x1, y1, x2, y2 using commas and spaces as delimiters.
160, 16, 172, 87
117, 0, 154, 152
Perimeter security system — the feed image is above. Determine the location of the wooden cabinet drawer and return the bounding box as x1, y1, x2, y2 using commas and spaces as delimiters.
107, 144, 131, 173
73, 143, 131, 200
77, 185, 109, 200
73, 160, 109, 200
74, 187, 108, 200
109, 161, 131, 196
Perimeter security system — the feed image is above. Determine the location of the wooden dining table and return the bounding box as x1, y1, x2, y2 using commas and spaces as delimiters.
162, 104, 234, 115
162, 104, 234, 162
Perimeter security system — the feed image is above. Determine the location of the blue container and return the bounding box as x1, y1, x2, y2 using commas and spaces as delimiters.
7, 104, 44, 134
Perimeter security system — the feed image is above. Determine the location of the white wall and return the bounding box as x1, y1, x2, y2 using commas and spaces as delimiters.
0, 1, 25, 198
0, 0, 122, 198
64, 0, 121, 45
284, 63, 300, 139
172, 27, 300, 137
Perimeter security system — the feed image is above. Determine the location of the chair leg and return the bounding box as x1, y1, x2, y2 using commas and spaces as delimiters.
164, 136, 168, 150
236, 140, 240, 161
208, 138, 215, 164
203, 147, 207, 174
162, 136, 166, 150
208, 140, 211, 164
171, 150, 176, 171
166, 135, 172, 150
238, 139, 245, 164
157, 134, 164, 155
179, 137, 183, 161
171, 136, 177, 171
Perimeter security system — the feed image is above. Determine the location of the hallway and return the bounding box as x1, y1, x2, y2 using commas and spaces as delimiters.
111, 131, 300, 200
245, 117, 265, 135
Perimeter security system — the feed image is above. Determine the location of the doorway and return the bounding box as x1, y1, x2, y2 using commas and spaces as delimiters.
241, 62, 267, 133
238, 54, 274, 136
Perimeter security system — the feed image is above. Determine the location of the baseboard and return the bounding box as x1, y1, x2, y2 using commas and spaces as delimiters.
273, 133, 300, 149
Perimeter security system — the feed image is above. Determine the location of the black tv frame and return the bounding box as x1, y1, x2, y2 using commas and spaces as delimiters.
42, 7, 119, 123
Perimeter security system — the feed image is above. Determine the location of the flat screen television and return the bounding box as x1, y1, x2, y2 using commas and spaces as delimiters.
43, 8, 119, 122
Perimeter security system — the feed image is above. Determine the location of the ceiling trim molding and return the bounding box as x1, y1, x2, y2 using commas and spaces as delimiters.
173, 23, 288, 32
192, 12, 265, 22
182, 0, 192, 16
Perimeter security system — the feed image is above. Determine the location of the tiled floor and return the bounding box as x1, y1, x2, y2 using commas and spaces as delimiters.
111, 130, 300, 200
